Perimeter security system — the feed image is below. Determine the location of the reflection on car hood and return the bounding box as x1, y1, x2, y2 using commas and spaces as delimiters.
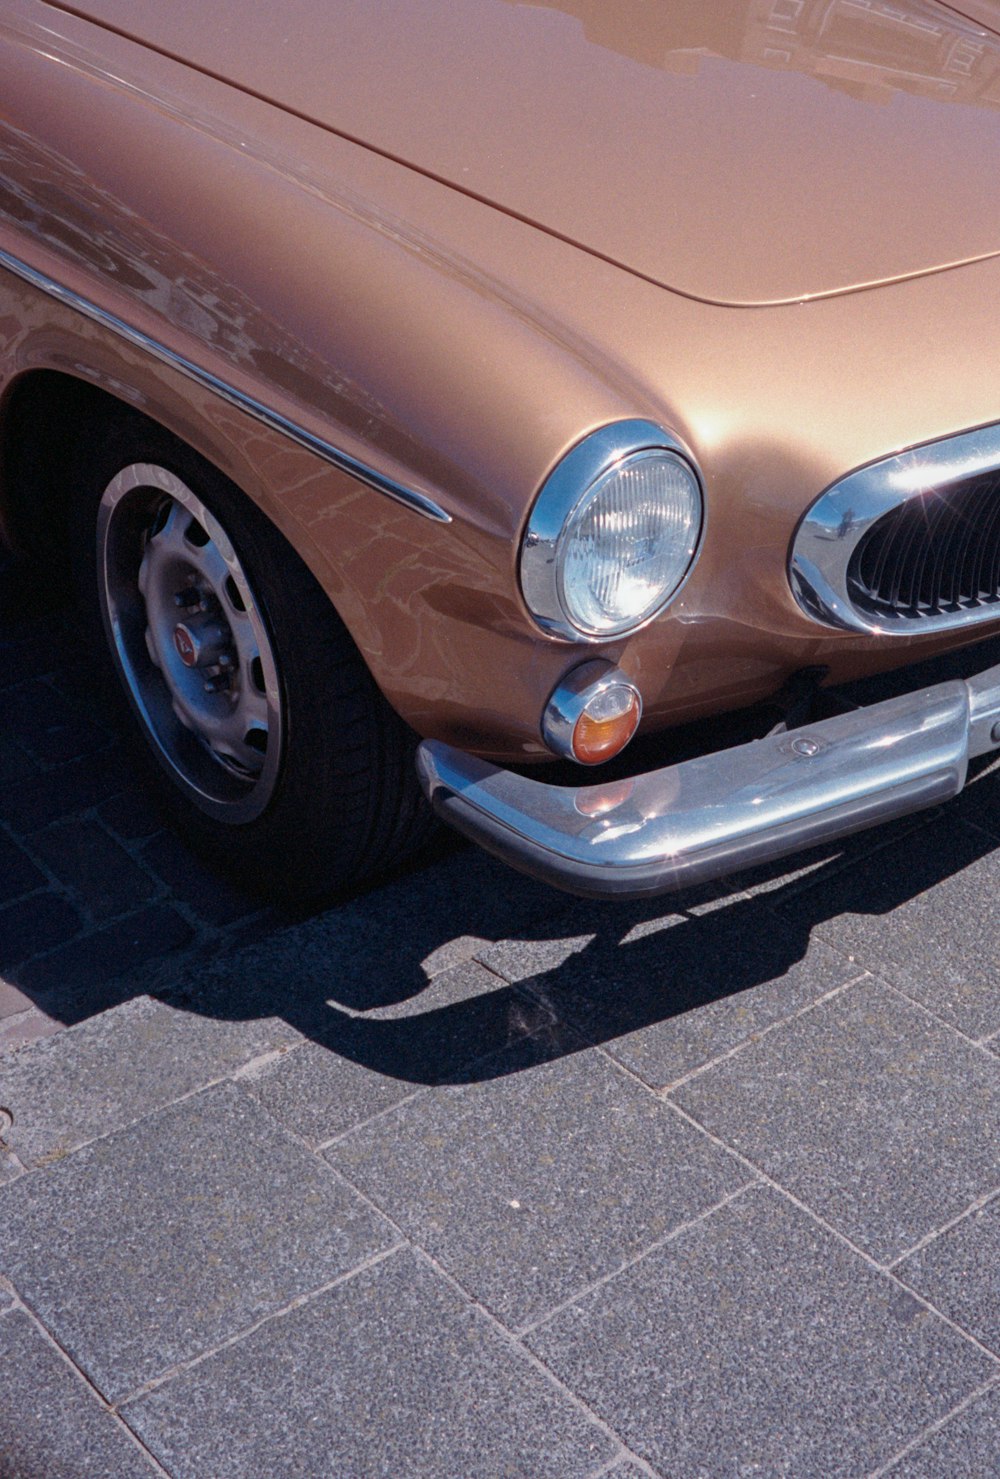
56, 0, 1000, 305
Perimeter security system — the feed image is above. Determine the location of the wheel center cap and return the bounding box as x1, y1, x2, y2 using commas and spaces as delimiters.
173, 624, 198, 667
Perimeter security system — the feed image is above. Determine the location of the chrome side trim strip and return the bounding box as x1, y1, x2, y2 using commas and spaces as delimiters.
789, 422, 1000, 635
417, 656, 1000, 899
0, 247, 452, 524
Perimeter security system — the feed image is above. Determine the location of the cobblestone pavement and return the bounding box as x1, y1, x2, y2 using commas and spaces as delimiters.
1, 602, 999, 1477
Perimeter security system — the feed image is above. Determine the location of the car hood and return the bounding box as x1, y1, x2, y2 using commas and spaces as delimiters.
57, 0, 1000, 305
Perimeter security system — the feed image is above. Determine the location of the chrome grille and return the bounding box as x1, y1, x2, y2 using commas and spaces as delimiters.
790, 422, 1000, 637
847, 473, 1000, 621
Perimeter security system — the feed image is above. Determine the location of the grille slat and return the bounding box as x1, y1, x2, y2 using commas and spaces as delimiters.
952, 482, 986, 608
908, 494, 947, 613
987, 488, 1000, 598
848, 473, 1000, 622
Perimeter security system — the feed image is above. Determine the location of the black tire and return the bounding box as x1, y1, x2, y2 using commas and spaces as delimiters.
72, 410, 434, 901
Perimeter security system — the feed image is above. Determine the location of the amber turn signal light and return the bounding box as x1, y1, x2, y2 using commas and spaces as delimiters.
572, 688, 641, 763
542, 660, 643, 765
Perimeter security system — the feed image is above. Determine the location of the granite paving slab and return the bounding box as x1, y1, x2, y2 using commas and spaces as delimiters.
327, 1038, 748, 1329
725, 808, 937, 903
236, 1038, 420, 1148
327, 841, 560, 986
171, 844, 557, 1027
1, 746, 125, 834
183, 945, 576, 1091
884, 1383, 1000, 1478
896, 1195, 1000, 1353
0, 1004, 62, 1055
479, 896, 859, 1088
952, 737, 1000, 833
125, 1249, 616, 1479
237, 951, 588, 1146
0, 977, 36, 1020
5, 677, 111, 768
0, 891, 83, 974
0, 1308, 156, 1479
0, 1080, 395, 1402
0, 993, 301, 1168
526, 1185, 996, 1479
674, 977, 1000, 1263
0, 831, 45, 904
28, 817, 160, 925
137, 831, 261, 928
774, 815, 1000, 1040
15, 902, 194, 1010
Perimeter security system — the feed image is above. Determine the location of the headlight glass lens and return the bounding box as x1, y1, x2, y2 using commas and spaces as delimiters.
556, 449, 701, 636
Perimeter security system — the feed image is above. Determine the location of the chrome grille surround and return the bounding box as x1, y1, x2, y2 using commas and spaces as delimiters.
790, 422, 1000, 636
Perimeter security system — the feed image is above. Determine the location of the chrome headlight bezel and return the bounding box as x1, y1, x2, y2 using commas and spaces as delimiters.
519, 419, 704, 642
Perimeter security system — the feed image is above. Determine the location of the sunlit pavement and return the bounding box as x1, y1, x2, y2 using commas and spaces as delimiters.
2, 601, 999, 1478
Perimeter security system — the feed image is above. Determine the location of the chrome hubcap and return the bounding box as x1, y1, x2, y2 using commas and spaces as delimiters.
97, 463, 282, 822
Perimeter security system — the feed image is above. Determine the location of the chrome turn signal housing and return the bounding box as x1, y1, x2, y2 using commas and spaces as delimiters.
542, 660, 643, 764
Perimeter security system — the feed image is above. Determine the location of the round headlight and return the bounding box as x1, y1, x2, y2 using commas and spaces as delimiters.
520, 421, 703, 641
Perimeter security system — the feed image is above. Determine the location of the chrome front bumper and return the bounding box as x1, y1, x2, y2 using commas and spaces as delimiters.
416, 659, 1000, 899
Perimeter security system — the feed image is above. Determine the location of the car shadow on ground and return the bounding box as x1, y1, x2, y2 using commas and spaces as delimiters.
4, 572, 1000, 1086
152, 784, 999, 1088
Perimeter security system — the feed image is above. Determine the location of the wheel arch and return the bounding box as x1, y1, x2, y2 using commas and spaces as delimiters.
0, 365, 353, 618
0, 369, 117, 582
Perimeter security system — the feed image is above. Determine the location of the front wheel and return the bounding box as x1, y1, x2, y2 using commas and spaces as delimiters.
77, 415, 434, 899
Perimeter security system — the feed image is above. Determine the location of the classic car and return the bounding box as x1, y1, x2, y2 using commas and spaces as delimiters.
4, 0, 1000, 901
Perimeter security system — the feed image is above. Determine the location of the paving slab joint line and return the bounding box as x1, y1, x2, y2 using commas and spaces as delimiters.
310, 1082, 431, 1153
653, 970, 871, 1097
0, 816, 85, 928
589, 1451, 661, 1479
0, 803, 182, 943
662, 1095, 1000, 1370
473, 951, 549, 989
876, 975, 1000, 1059
3, 895, 174, 974
229, 1042, 303, 1081
950, 811, 1000, 852
406, 1244, 658, 1472
11, 1286, 174, 1477
141, 907, 277, 992
0, 816, 79, 900
312, 1009, 581, 1156
886, 1184, 1000, 1271
322, 1161, 649, 1462
514, 1181, 757, 1340
473, 934, 588, 993
864, 1373, 1000, 1479
115, 1241, 408, 1409
6, 1068, 289, 1176
227, 1074, 434, 1179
